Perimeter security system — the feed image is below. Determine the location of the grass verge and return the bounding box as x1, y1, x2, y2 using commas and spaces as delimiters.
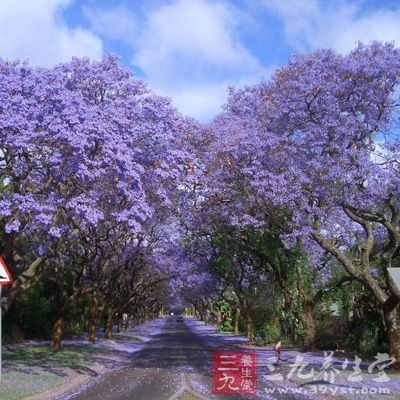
0, 343, 124, 400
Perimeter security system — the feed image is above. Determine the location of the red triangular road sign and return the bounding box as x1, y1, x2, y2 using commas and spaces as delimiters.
0, 257, 13, 285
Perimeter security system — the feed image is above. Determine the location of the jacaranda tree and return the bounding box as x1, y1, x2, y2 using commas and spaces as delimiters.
0, 55, 191, 347
220, 42, 400, 365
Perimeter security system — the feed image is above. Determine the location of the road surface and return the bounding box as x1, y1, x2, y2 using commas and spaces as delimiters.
62, 317, 400, 400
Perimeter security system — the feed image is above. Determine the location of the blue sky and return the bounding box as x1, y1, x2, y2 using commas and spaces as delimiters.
1, 0, 400, 121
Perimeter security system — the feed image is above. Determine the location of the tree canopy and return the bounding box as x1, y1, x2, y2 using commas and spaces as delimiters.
1, 42, 400, 365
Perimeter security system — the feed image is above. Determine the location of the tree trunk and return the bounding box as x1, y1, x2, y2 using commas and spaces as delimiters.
52, 315, 65, 350
233, 306, 241, 335
87, 292, 100, 343
104, 306, 114, 339
292, 317, 297, 343
216, 310, 222, 327
117, 315, 123, 333
384, 307, 400, 368
245, 314, 255, 341
302, 308, 316, 351
246, 317, 254, 341
124, 316, 130, 331
51, 286, 69, 350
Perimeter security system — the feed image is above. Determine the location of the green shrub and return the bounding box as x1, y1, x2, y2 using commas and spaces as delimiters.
315, 316, 347, 350
260, 323, 280, 343
218, 320, 233, 332
4, 280, 58, 342
344, 321, 387, 357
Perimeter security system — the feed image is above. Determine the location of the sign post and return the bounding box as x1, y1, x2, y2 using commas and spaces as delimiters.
0, 257, 13, 381
0, 284, 2, 382
388, 268, 400, 291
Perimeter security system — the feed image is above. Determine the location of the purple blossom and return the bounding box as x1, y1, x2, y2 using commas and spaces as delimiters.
5, 219, 21, 233
48, 227, 62, 238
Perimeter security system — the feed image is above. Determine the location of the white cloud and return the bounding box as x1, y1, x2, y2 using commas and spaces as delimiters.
84, 5, 139, 43
262, 0, 320, 50
133, 0, 268, 120
132, 0, 262, 83
168, 83, 229, 122
87, 0, 267, 121
331, 10, 400, 52
0, 0, 103, 67
264, 0, 400, 53
263, 0, 400, 52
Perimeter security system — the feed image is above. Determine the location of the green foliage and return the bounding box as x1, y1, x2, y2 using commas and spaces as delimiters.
314, 282, 387, 358
345, 305, 387, 356
4, 279, 90, 342
348, 323, 387, 357
260, 323, 281, 343
5, 280, 58, 341
64, 296, 88, 338
315, 316, 348, 350
293, 319, 305, 342
214, 299, 234, 332
195, 220, 391, 359
218, 320, 233, 332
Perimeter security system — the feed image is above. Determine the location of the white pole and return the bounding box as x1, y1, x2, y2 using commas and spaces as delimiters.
0, 285, 2, 381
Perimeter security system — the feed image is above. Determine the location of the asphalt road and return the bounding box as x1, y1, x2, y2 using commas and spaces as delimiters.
63, 316, 222, 400
61, 317, 400, 400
